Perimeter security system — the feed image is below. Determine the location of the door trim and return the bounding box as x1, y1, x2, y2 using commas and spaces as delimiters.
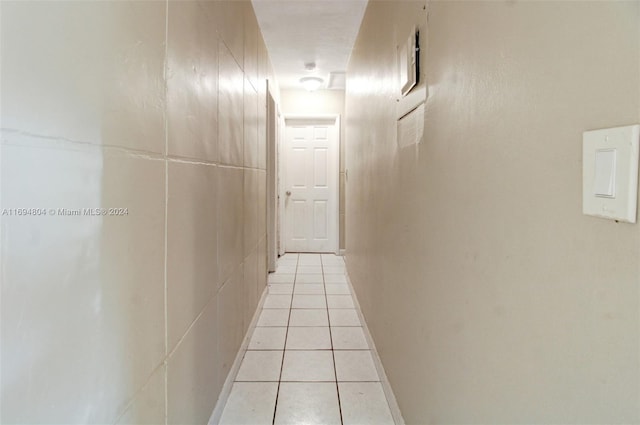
266, 81, 278, 272
280, 114, 340, 254
277, 112, 286, 257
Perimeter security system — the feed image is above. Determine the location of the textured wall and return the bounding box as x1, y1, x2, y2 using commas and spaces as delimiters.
0, 1, 273, 423
345, 1, 640, 423
280, 89, 346, 250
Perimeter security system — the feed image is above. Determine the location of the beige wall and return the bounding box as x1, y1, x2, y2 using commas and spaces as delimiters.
346, 1, 640, 423
281, 89, 346, 249
0, 1, 275, 423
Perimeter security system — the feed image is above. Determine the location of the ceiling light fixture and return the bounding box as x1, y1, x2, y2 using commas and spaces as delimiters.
304, 62, 316, 71
300, 76, 324, 92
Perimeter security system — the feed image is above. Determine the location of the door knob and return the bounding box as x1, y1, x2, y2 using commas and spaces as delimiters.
286, 191, 292, 196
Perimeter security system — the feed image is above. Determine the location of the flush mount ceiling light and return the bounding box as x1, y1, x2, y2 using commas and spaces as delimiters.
300, 76, 324, 91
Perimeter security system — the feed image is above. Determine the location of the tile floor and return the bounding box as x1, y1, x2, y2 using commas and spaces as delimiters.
219, 253, 395, 425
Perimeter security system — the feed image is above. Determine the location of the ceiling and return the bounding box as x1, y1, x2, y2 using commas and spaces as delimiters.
252, 0, 368, 90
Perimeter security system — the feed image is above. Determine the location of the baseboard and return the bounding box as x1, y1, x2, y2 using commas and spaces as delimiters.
344, 269, 406, 425
208, 285, 269, 425
338, 249, 346, 256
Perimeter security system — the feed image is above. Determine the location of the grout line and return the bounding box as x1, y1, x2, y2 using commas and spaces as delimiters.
0, 129, 166, 159
234, 380, 381, 384
244, 348, 291, 351
322, 255, 344, 425
165, 294, 216, 359
111, 360, 168, 425
271, 254, 298, 425
166, 156, 219, 167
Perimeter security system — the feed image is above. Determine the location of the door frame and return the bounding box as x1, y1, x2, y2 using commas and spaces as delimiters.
280, 114, 341, 254
266, 81, 279, 272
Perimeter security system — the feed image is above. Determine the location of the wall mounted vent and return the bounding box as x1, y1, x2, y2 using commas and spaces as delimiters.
399, 27, 419, 96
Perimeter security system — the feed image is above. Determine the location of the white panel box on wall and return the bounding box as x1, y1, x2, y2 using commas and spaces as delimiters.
398, 27, 418, 97
583, 124, 640, 223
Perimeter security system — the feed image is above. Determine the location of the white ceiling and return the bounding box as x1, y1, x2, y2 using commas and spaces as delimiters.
252, 0, 368, 90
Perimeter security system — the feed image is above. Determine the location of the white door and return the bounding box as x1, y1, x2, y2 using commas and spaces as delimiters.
284, 117, 338, 253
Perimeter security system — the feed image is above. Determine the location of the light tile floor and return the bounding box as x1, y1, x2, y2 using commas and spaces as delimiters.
219, 253, 395, 425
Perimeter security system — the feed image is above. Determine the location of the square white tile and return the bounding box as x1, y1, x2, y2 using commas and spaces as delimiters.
296, 274, 324, 284
322, 257, 344, 266
276, 265, 297, 274
292, 294, 326, 309
219, 382, 278, 425
280, 253, 299, 260
236, 350, 283, 381
298, 253, 321, 259
268, 284, 293, 294
334, 350, 379, 381
325, 284, 350, 295
269, 273, 295, 284
297, 266, 322, 274
281, 350, 335, 382
323, 266, 345, 274
274, 383, 341, 425
248, 327, 287, 350
338, 382, 394, 425
289, 309, 329, 327
328, 309, 361, 327
263, 294, 292, 309
298, 257, 322, 266
331, 327, 368, 350
326, 294, 354, 309
324, 274, 347, 284
286, 327, 331, 350
294, 283, 325, 295
257, 309, 290, 327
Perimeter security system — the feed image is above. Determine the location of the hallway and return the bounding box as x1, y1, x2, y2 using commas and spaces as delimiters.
218, 253, 395, 424
2, 0, 640, 423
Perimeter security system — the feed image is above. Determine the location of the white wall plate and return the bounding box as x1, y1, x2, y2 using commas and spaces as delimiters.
583, 124, 640, 223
